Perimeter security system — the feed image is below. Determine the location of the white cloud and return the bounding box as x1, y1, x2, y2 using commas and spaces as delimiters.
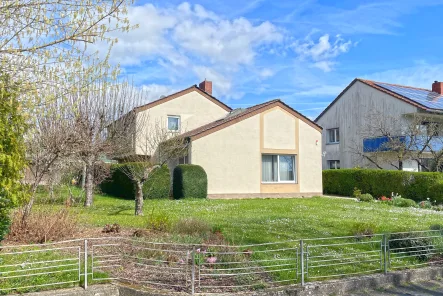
292, 34, 354, 72
92, 2, 283, 100
98, 2, 282, 69
140, 84, 179, 103
173, 17, 282, 66
312, 61, 335, 72
259, 68, 274, 78
192, 65, 246, 99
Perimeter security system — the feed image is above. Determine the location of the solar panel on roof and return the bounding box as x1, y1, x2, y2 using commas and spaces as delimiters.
375, 82, 443, 110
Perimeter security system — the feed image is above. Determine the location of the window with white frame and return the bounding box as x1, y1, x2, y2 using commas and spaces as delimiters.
262, 154, 296, 183
328, 160, 340, 169
179, 155, 188, 164
167, 116, 180, 132
327, 128, 339, 144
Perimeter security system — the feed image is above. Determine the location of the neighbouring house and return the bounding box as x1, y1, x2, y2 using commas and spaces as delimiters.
315, 79, 443, 171
131, 80, 323, 198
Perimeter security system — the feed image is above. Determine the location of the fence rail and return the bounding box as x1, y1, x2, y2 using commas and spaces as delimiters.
1, 230, 443, 294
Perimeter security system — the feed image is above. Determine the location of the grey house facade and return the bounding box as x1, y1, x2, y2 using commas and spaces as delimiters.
315, 79, 443, 171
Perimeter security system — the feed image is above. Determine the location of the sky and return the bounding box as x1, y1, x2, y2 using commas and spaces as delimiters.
98, 0, 443, 119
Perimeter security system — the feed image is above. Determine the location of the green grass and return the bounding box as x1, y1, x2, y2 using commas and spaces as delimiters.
43, 193, 443, 245
26, 190, 443, 290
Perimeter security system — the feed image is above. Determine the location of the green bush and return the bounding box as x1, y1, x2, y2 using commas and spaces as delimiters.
389, 232, 434, 261
358, 193, 374, 202
173, 165, 207, 199
392, 197, 416, 208
323, 169, 443, 203
0, 202, 10, 242
100, 163, 170, 199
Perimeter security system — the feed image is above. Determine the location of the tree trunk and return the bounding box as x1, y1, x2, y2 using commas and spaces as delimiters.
81, 163, 87, 189
84, 162, 94, 207
22, 184, 39, 222
134, 181, 144, 216
398, 160, 403, 171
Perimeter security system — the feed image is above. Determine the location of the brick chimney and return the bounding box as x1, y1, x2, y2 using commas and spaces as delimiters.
432, 81, 443, 94
199, 80, 212, 95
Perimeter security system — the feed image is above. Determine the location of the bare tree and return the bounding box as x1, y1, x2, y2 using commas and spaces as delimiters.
23, 98, 77, 219
118, 115, 188, 216
0, 0, 135, 97
70, 81, 144, 207
350, 111, 443, 171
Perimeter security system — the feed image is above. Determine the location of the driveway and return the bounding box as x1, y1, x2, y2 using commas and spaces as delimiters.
351, 280, 443, 295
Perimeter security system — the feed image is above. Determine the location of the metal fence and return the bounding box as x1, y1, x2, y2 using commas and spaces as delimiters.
1, 230, 443, 294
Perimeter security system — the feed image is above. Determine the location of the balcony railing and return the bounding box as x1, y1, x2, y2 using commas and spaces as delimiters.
363, 136, 443, 153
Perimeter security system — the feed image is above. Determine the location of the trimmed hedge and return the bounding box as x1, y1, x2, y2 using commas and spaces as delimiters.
323, 169, 443, 203
173, 165, 207, 199
100, 163, 170, 199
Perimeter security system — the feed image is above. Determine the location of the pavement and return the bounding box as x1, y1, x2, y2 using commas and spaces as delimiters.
350, 279, 443, 295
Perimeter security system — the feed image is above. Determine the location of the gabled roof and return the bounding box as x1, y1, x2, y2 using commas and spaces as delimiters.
315, 78, 443, 122
181, 99, 322, 141
135, 85, 232, 113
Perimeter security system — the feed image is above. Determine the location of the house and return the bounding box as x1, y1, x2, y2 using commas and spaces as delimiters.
315, 79, 443, 171
132, 80, 323, 198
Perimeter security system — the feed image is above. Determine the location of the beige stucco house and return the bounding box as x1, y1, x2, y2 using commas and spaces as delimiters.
132, 80, 323, 198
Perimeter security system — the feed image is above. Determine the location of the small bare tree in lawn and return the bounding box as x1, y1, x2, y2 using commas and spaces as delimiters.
349, 111, 443, 171
70, 81, 145, 207
23, 98, 77, 219
118, 115, 188, 216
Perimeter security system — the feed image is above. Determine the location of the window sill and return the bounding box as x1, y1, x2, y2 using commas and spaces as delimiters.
261, 182, 297, 184
326, 142, 339, 145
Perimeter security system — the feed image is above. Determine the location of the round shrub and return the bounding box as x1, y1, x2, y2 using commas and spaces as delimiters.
173, 164, 207, 199
392, 197, 416, 208
358, 193, 374, 202
100, 163, 170, 199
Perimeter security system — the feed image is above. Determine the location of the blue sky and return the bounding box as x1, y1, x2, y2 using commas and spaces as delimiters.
102, 0, 443, 119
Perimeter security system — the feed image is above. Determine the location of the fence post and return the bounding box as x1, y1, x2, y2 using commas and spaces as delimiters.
84, 239, 88, 289
383, 234, 388, 274
191, 246, 195, 295
300, 240, 304, 286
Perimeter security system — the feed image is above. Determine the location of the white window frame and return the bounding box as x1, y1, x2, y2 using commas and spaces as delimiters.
167, 115, 181, 132
328, 160, 340, 169
261, 154, 297, 184
327, 128, 339, 144
179, 155, 188, 164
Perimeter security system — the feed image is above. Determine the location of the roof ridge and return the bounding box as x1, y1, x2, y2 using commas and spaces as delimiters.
181, 98, 320, 140
134, 85, 232, 113
357, 78, 432, 92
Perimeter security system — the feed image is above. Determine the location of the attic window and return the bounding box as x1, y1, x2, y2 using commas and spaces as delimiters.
168, 116, 180, 131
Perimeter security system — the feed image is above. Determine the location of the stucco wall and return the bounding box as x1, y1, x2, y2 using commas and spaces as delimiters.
299, 120, 323, 192
316, 81, 419, 169
191, 115, 261, 194
263, 109, 296, 150
135, 91, 229, 155
191, 106, 322, 196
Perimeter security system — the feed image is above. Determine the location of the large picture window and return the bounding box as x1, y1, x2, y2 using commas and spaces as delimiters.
262, 154, 296, 183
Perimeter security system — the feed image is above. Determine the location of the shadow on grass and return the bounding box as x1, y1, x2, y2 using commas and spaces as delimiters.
108, 205, 133, 216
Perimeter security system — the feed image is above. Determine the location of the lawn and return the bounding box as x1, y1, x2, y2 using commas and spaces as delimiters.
39, 192, 443, 244
6, 192, 443, 293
